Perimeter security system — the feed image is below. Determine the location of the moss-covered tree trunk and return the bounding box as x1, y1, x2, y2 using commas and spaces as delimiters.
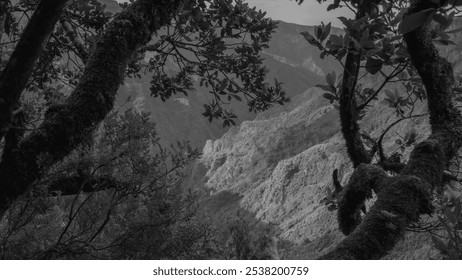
320, 1, 462, 259
0, 0, 69, 141
0, 0, 183, 217
338, 7, 371, 168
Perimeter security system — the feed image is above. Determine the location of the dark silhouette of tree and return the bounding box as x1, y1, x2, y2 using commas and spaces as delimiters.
299, 0, 462, 259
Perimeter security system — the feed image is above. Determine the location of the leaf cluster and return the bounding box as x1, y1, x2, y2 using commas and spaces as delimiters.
144, 0, 288, 126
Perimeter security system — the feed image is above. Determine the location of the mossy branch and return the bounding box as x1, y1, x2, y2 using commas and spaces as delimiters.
338, 8, 371, 168
337, 164, 387, 235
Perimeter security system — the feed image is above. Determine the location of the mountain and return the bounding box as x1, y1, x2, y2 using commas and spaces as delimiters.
189, 85, 442, 259
116, 21, 342, 149
10, 0, 339, 149
82, 1, 343, 149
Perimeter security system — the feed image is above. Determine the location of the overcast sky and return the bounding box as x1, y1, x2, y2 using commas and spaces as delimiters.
115, 0, 352, 27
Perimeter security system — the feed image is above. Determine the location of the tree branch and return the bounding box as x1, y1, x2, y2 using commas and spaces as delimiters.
59, 17, 89, 63
339, 8, 371, 167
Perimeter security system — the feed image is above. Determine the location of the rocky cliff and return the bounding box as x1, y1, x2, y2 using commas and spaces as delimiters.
191, 83, 446, 259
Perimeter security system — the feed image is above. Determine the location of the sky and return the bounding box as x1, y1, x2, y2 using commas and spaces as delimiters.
115, 0, 352, 27
244, 0, 352, 26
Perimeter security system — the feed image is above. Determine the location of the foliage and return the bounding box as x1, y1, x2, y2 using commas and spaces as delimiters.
225, 212, 279, 260
432, 193, 462, 259
142, 0, 288, 126
0, 0, 113, 95
0, 107, 202, 259
302, 0, 462, 167
0, 0, 290, 259
295, 0, 462, 259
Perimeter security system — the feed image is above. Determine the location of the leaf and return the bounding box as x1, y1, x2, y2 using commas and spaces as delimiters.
365, 58, 382, 74
350, 37, 361, 50
321, 22, 332, 42
323, 93, 336, 102
404, 128, 418, 146
366, 48, 381, 58
326, 71, 336, 87
316, 84, 335, 93
327, 0, 340, 11
301, 31, 319, 46
329, 34, 343, 47
390, 9, 408, 26
338, 16, 352, 30
315, 25, 323, 40
399, 8, 436, 34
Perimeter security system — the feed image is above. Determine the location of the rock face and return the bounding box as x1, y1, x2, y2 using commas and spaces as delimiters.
194, 84, 445, 259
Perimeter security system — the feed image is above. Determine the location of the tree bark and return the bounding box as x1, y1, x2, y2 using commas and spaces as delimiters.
338, 8, 371, 168
320, 1, 462, 259
0, 0, 69, 142
0, 0, 183, 216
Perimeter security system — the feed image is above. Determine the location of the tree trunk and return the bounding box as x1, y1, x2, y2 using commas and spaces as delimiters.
0, 0, 183, 217
0, 0, 70, 141
320, 1, 462, 259
338, 8, 371, 168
